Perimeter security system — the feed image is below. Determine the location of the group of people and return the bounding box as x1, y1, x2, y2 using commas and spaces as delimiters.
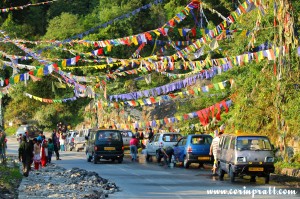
129, 127, 154, 162
18, 129, 64, 177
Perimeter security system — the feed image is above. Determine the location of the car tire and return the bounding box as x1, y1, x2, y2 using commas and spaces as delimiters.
183, 156, 190, 169
218, 164, 225, 180
93, 155, 98, 164
146, 153, 151, 162
265, 174, 270, 184
229, 166, 235, 183
111, 159, 115, 162
117, 158, 123, 163
250, 176, 256, 182
156, 151, 161, 163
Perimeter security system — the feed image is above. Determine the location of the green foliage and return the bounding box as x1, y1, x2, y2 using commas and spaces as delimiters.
43, 13, 85, 40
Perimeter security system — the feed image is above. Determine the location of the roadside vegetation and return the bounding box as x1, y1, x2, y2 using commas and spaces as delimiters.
0, 158, 22, 198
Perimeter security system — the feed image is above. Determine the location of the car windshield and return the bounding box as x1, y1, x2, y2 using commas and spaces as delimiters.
97, 131, 122, 141
236, 137, 272, 151
191, 136, 212, 145
162, 134, 181, 142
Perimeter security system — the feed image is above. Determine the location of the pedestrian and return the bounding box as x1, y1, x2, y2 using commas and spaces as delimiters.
129, 135, 139, 162
37, 132, 43, 142
0, 131, 6, 162
33, 138, 41, 170
59, 130, 66, 151
52, 129, 61, 160
40, 138, 48, 167
148, 128, 154, 141
18, 136, 33, 177
47, 138, 54, 163
209, 130, 223, 176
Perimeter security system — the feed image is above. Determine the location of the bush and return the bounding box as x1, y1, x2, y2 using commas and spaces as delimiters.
4, 127, 17, 136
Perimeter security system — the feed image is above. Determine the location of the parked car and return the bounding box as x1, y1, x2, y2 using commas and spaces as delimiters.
173, 134, 213, 168
15, 124, 42, 140
217, 134, 275, 184
145, 132, 182, 162
65, 130, 79, 151
73, 129, 89, 152
120, 130, 134, 149
85, 129, 124, 164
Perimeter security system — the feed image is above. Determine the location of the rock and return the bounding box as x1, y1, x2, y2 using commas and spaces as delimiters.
18, 163, 118, 199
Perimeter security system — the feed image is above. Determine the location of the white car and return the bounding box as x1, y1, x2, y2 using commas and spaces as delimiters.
145, 132, 182, 162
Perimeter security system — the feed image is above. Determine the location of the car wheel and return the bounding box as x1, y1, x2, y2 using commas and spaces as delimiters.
250, 175, 256, 182
93, 155, 98, 164
229, 166, 235, 183
218, 164, 225, 180
156, 151, 161, 163
117, 158, 123, 163
265, 174, 270, 184
146, 153, 151, 162
76, 148, 80, 152
183, 156, 190, 169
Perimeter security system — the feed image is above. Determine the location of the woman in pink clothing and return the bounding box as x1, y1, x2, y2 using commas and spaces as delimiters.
129, 135, 139, 162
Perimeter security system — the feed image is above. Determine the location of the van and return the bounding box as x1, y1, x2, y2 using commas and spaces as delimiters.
15, 124, 42, 140
217, 134, 275, 184
85, 129, 124, 164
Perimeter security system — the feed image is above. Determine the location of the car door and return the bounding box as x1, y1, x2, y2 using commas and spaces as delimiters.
174, 137, 185, 161
147, 134, 158, 155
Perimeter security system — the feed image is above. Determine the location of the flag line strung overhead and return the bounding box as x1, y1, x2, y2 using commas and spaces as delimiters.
0, 0, 58, 13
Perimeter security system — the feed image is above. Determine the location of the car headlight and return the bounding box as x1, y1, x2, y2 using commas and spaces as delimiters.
265, 157, 274, 162
237, 157, 247, 162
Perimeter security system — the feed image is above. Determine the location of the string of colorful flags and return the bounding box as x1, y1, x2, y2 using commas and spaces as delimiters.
24, 93, 77, 103
100, 79, 232, 108
0, 0, 58, 13
101, 99, 232, 130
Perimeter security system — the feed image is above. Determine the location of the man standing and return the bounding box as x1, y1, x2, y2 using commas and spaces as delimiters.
52, 129, 61, 160
209, 130, 223, 176
18, 136, 33, 177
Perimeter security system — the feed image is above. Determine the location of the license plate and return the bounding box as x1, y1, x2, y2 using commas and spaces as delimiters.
198, 156, 210, 160
104, 147, 115, 150
249, 167, 264, 171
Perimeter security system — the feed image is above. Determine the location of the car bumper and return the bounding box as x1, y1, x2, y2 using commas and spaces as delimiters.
232, 163, 275, 176
186, 154, 213, 163
94, 152, 124, 159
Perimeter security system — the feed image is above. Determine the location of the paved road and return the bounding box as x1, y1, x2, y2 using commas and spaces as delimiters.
6, 136, 299, 199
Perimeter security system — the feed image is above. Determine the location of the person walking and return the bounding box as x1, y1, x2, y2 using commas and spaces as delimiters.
18, 136, 33, 177
209, 130, 223, 176
59, 131, 66, 152
47, 138, 54, 164
129, 135, 139, 162
52, 129, 61, 160
33, 138, 41, 170
40, 138, 48, 167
